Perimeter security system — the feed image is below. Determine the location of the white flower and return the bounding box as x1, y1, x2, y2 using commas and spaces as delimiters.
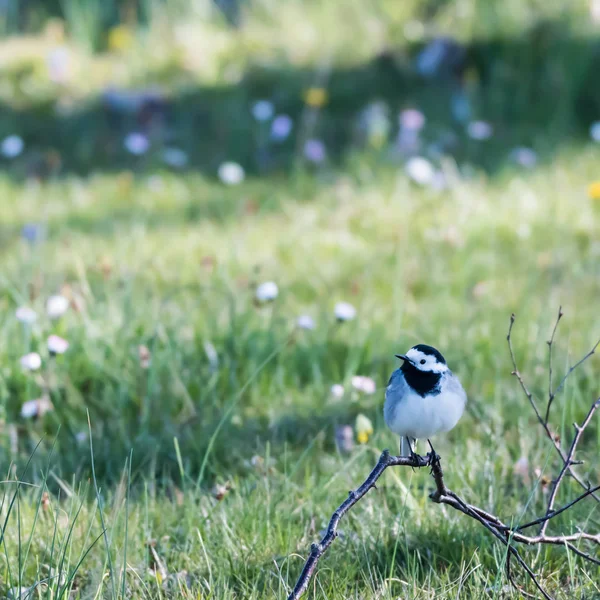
335, 424, 354, 452
15, 307, 37, 324
399, 108, 426, 131
255, 281, 279, 302
47, 334, 69, 354
334, 302, 356, 321
46, 295, 69, 319
20, 400, 38, 419
351, 376, 376, 395
46, 46, 70, 83
271, 115, 293, 141
466, 120, 493, 140
204, 341, 219, 371
161, 147, 188, 168
251, 100, 274, 122
303, 139, 326, 163
330, 384, 345, 399
124, 132, 150, 155
405, 156, 435, 185
510, 147, 537, 168
20, 396, 53, 419
590, 121, 600, 142
20, 352, 42, 371
296, 315, 315, 330
1, 135, 24, 158
218, 162, 245, 185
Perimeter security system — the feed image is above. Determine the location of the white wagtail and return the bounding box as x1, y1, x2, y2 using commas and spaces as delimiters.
384, 344, 466, 457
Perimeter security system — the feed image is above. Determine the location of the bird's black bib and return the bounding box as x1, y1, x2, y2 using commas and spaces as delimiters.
400, 362, 442, 397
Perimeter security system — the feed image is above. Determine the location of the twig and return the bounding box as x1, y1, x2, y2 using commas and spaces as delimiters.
549, 339, 600, 411
507, 314, 600, 504
541, 399, 600, 534
286, 450, 430, 600
546, 306, 563, 424
289, 448, 600, 599
518, 483, 600, 531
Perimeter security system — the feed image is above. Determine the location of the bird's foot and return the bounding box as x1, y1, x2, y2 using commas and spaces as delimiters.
427, 439, 440, 470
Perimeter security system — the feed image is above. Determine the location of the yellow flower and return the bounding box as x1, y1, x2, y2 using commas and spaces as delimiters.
355, 414, 373, 444
357, 431, 369, 444
108, 25, 134, 53
303, 87, 328, 108
588, 181, 600, 200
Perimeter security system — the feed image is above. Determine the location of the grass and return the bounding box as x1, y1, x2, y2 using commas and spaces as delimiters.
0, 0, 600, 598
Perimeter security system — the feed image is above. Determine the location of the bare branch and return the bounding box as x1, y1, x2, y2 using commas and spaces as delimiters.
550, 340, 600, 405
507, 313, 600, 504
545, 306, 563, 424
286, 450, 430, 600
517, 483, 600, 531
541, 399, 600, 534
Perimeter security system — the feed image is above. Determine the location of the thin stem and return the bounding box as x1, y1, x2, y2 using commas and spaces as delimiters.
546, 306, 563, 425
287, 450, 430, 600
518, 484, 600, 531
507, 314, 600, 504
541, 399, 600, 534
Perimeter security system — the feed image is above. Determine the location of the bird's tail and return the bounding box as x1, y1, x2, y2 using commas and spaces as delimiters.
400, 436, 416, 457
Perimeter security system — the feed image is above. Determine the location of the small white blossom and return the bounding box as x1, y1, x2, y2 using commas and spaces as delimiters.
334, 302, 356, 321
405, 156, 435, 185
204, 341, 219, 371
590, 121, 600, 142
255, 281, 279, 302
351, 376, 376, 395
124, 132, 149, 155
20, 396, 53, 419
47, 46, 70, 83
46, 295, 69, 319
15, 307, 37, 324
466, 120, 493, 140
48, 334, 69, 355
251, 100, 274, 121
218, 161, 245, 185
296, 315, 315, 330
330, 384, 345, 399
20, 352, 42, 371
161, 147, 188, 168
271, 115, 293, 141
1, 135, 24, 158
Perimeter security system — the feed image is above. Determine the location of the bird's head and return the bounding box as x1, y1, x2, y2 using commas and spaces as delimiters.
396, 344, 449, 374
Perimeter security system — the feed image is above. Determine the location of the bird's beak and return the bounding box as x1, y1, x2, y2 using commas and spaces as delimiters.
395, 354, 410, 362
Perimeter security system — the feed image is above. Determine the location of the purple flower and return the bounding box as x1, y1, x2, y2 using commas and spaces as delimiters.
303, 139, 326, 163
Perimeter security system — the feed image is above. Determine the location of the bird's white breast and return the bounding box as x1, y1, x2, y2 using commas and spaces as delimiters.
384, 372, 466, 439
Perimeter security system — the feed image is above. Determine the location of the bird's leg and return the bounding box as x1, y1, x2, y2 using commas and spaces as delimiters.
427, 439, 441, 472
409, 437, 420, 466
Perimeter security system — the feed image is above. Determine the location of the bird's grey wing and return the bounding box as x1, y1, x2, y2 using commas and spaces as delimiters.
384, 369, 409, 424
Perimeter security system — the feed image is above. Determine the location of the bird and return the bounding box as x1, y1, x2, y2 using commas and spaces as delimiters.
384, 344, 466, 457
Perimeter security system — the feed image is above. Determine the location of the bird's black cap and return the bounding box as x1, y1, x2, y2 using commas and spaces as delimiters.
411, 344, 447, 364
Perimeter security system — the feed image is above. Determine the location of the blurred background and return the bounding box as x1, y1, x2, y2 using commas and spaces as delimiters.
2, 1, 600, 598
2, 0, 600, 477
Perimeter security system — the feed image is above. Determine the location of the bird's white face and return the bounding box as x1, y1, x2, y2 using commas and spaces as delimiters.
405, 348, 449, 373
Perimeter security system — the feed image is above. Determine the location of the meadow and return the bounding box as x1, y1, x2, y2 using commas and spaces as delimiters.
1, 0, 600, 598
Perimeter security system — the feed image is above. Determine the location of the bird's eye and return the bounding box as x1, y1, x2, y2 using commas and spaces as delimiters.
420, 359, 426, 365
